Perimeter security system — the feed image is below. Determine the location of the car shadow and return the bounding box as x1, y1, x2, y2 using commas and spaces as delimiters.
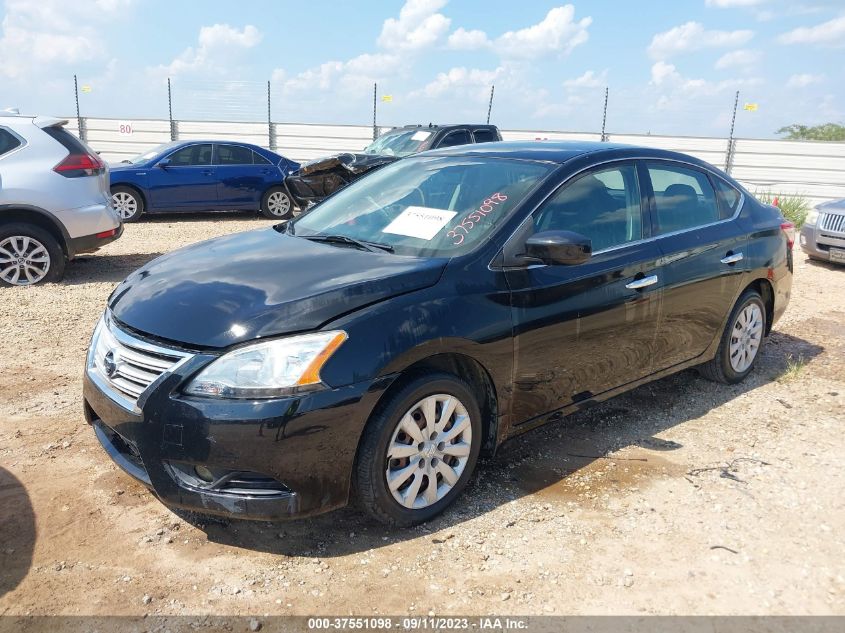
805, 257, 843, 271
0, 467, 36, 599
63, 253, 166, 285
183, 331, 823, 556
137, 211, 274, 224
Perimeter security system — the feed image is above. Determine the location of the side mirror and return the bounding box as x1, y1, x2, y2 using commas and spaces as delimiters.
524, 230, 591, 266
157, 158, 171, 169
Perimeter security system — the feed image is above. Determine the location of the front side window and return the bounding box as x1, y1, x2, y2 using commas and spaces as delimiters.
0, 128, 22, 156
291, 156, 554, 257
168, 144, 212, 166
533, 164, 644, 252
647, 162, 719, 234
215, 144, 253, 165
437, 130, 472, 148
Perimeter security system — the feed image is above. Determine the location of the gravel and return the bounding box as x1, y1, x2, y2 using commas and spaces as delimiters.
0, 213, 843, 616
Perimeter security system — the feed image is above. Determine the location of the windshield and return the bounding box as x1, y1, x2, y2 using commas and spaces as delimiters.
290, 156, 554, 257
363, 129, 433, 157
125, 141, 180, 164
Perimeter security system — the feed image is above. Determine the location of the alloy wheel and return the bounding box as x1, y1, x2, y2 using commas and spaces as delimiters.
729, 303, 763, 373
0, 236, 51, 286
112, 191, 138, 220
385, 394, 473, 509
267, 191, 291, 216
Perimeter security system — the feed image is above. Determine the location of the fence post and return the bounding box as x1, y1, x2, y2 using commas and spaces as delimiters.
372, 83, 378, 141
600, 86, 609, 142
486, 85, 495, 124
267, 80, 275, 150
168, 78, 177, 141
73, 74, 86, 142
725, 90, 739, 173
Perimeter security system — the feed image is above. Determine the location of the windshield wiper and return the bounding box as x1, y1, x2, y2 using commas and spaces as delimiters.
302, 234, 394, 253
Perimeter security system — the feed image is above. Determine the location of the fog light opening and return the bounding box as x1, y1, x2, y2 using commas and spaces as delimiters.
194, 465, 215, 482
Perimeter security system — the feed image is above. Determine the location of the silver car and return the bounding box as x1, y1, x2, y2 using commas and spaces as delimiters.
800, 199, 845, 265
0, 111, 122, 286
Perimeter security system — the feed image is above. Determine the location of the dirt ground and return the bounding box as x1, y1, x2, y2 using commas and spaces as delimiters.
0, 212, 843, 617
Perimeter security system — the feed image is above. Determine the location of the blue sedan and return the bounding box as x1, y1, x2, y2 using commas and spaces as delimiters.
109, 141, 300, 222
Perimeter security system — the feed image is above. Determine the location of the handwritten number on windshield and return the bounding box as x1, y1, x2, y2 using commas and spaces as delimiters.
447, 192, 508, 245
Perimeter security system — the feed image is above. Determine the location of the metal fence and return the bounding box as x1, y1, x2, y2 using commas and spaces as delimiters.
64, 116, 845, 208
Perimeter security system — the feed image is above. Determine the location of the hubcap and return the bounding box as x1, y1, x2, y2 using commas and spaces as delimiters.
729, 303, 763, 373
385, 394, 472, 510
267, 191, 291, 216
0, 236, 51, 285
112, 191, 138, 219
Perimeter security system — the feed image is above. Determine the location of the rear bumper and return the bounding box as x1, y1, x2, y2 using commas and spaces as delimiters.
67, 223, 123, 257
83, 363, 390, 521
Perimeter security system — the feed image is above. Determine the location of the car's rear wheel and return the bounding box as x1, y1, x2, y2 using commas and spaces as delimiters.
699, 289, 766, 384
111, 186, 144, 222
354, 373, 482, 527
260, 186, 293, 220
0, 223, 65, 286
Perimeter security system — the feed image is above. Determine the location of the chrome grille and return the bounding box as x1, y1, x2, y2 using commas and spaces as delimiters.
820, 212, 845, 235
87, 312, 191, 411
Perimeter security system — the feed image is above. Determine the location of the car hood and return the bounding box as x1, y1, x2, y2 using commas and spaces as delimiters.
291, 152, 399, 177
108, 228, 446, 349
108, 162, 146, 172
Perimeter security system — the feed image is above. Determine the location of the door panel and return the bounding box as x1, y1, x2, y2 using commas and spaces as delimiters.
215, 145, 275, 208
147, 144, 217, 210
646, 161, 747, 370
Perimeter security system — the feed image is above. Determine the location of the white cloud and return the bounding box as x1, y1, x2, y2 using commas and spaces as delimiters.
447, 27, 490, 50
495, 5, 591, 59
778, 15, 845, 46
650, 61, 680, 86
786, 73, 825, 88
156, 24, 262, 76
563, 69, 607, 89
0, 0, 134, 79
415, 66, 502, 99
377, 0, 451, 51
282, 53, 403, 94
714, 49, 762, 70
705, 0, 766, 7
648, 21, 754, 60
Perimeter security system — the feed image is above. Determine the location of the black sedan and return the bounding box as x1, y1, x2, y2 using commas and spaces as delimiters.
84, 141, 793, 527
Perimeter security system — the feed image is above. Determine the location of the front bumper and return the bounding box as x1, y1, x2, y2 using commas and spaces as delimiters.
83, 339, 390, 521
800, 218, 845, 264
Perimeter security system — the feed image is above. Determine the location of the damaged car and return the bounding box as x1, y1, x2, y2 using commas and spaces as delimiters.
285, 124, 501, 207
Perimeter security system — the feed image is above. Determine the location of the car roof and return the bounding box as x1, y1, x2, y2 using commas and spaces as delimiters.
418, 140, 723, 170
390, 123, 497, 132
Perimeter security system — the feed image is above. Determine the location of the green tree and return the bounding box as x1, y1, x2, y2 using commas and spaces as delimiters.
776, 123, 845, 141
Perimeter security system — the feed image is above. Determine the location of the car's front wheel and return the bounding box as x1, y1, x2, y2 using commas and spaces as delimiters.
111, 186, 144, 222
0, 223, 65, 286
354, 373, 482, 527
699, 289, 767, 384
260, 186, 294, 220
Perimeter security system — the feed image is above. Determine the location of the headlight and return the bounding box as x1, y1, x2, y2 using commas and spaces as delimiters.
185, 331, 347, 399
805, 208, 819, 225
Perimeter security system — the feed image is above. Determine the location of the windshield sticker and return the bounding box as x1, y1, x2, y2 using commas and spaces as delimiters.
446, 192, 509, 245
410, 131, 432, 141
382, 206, 457, 240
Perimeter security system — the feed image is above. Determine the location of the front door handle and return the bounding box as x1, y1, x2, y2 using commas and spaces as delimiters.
625, 274, 658, 290
720, 252, 744, 265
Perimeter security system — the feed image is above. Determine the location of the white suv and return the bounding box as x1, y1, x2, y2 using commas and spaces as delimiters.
0, 111, 122, 286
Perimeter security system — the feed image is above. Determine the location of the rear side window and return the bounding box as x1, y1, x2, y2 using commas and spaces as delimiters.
168, 144, 212, 166
437, 130, 472, 148
473, 128, 498, 143
252, 151, 272, 165
43, 125, 90, 154
534, 163, 643, 252
647, 162, 719, 235
712, 177, 741, 219
0, 128, 22, 156
215, 144, 253, 165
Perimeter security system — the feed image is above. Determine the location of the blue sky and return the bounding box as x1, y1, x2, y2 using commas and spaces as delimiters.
0, 0, 842, 138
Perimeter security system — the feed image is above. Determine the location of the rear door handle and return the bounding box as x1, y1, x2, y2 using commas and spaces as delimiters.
625, 274, 658, 290
201, 169, 214, 176
720, 252, 744, 265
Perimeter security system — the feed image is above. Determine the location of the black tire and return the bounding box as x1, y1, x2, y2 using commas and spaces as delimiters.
698, 289, 767, 384
111, 185, 144, 222
353, 373, 482, 527
260, 186, 294, 220
0, 222, 65, 286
